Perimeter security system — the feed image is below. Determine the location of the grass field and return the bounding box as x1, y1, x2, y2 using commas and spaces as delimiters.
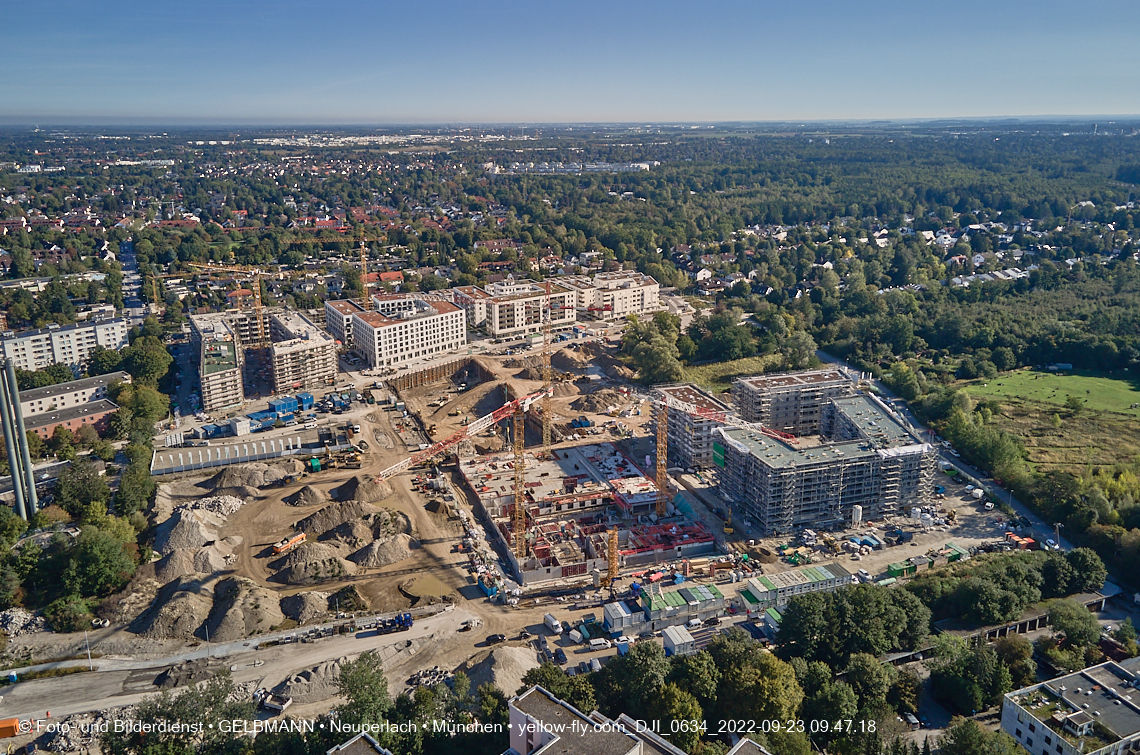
683, 354, 784, 393
958, 369, 1140, 472
963, 369, 1140, 415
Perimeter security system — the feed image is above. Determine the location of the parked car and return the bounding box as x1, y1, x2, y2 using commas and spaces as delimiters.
487, 634, 506, 644
554, 649, 568, 664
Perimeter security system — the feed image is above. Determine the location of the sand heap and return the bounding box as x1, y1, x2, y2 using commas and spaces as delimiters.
349, 534, 415, 568
552, 349, 589, 371
272, 541, 358, 586
333, 475, 394, 503
153, 509, 225, 556
203, 576, 285, 642
272, 657, 346, 704
132, 575, 215, 640
297, 501, 377, 535
200, 460, 304, 491
515, 366, 545, 380
280, 591, 331, 625
286, 485, 328, 507
571, 389, 626, 414
465, 646, 541, 697
551, 382, 579, 397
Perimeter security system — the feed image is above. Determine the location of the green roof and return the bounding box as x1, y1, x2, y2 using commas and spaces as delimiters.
758, 576, 776, 591
765, 608, 783, 622
202, 341, 238, 375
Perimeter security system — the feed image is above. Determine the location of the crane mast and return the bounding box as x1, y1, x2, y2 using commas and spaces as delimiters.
542, 280, 552, 459
513, 404, 528, 563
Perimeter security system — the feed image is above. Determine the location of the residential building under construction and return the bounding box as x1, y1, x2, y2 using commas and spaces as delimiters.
189, 314, 244, 413
732, 368, 853, 435
268, 311, 338, 393
717, 393, 937, 535
458, 442, 716, 586
655, 383, 733, 470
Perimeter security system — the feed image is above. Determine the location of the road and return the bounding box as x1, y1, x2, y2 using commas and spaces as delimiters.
0, 606, 475, 721
814, 349, 1075, 553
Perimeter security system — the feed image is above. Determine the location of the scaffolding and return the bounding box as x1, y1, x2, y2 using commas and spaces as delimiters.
542, 280, 552, 459
656, 403, 668, 517
604, 527, 619, 587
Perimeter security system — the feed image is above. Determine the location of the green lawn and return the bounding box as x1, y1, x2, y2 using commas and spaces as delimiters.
683, 354, 784, 393
962, 369, 1140, 416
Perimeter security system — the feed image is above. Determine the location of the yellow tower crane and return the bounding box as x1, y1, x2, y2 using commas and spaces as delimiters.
187, 262, 268, 348
602, 527, 619, 588
513, 404, 528, 564
359, 238, 372, 311
656, 403, 668, 518
542, 280, 553, 459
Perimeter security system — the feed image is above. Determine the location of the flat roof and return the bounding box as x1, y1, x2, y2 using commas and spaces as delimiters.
25, 398, 118, 430
1015, 662, 1140, 742
720, 427, 873, 469
1, 317, 126, 341
736, 368, 848, 391
658, 383, 731, 415
20, 371, 131, 403
513, 687, 637, 755
326, 299, 364, 316
202, 340, 239, 375
830, 394, 917, 447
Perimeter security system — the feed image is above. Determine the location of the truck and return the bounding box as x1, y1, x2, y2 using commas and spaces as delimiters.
261, 694, 293, 713
273, 532, 307, 555
972, 488, 985, 500
544, 613, 563, 634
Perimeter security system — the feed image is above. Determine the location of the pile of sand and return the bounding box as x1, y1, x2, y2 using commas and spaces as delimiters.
273, 541, 357, 586
552, 350, 589, 371
272, 657, 346, 704
154, 549, 197, 583
608, 364, 636, 381
552, 382, 579, 397
325, 519, 375, 548
474, 437, 505, 454
200, 460, 303, 491
465, 647, 541, 697
334, 475, 394, 503
504, 355, 542, 369
203, 577, 284, 642
515, 367, 544, 381
571, 389, 626, 414
280, 591, 331, 625
153, 509, 224, 556
349, 534, 415, 568
297, 501, 377, 535
132, 575, 215, 640
286, 485, 328, 507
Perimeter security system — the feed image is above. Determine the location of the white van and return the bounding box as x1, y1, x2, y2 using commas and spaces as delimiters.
304, 421, 317, 429
589, 638, 611, 651
686, 619, 702, 629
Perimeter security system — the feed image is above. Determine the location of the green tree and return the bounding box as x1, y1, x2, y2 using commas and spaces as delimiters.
56, 459, 111, 519
1065, 548, 1107, 593
844, 652, 897, 707
1048, 599, 1102, 646
801, 682, 858, 742
63, 524, 137, 597
993, 634, 1037, 689
87, 345, 124, 376
337, 650, 392, 727
668, 650, 721, 705
650, 683, 705, 754
937, 718, 1019, 755
785, 330, 817, 369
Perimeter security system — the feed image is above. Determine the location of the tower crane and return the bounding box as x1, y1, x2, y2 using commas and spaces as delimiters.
602, 527, 619, 588
187, 262, 268, 348
542, 280, 552, 459
513, 403, 527, 562
359, 239, 372, 312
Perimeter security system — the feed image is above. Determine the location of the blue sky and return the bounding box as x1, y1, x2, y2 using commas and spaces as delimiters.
4, 0, 1139, 124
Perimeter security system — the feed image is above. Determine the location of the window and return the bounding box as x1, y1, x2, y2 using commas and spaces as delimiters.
1030, 724, 1036, 733
1016, 730, 1022, 739
1026, 739, 1033, 748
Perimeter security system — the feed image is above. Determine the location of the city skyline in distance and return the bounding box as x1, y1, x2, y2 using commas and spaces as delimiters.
4, 0, 1140, 124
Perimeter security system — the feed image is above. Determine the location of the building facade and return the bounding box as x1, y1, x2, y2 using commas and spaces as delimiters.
351, 300, 466, 368
656, 383, 734, 469
26, 398, 118, 439
733, 368, 853, 435
324, 299, 364, 346
20, 371, 131, 417
0, 318, 129, 372
268, 311, 337, 392
189, 314, 244, 413
454, 280, 575, 338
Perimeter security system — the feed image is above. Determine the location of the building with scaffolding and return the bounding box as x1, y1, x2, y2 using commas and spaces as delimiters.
268, 311, 337, 393
717, 393, 937, 535
655, 383, 734, 470
459, 442, 717, 586
189, 314, 244, 413
733, 368, 853, 435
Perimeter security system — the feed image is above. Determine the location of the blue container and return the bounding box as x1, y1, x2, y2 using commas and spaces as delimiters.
296, 392, 314, 410
269, 397, 299, 415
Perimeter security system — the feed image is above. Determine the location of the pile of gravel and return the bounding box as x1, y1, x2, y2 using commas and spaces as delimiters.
190, 495, 247, 518
200, 461, 303, 491
154, 549, 198, 583
153, 509, 223, 556
0, 607, 46, 637
571, 389, 626, 414
466, 646, 541, 697
333, 475, 393, 504
297, 501, 376, 535
325, 519, 375, 548
348, 534, 415, 568
44, 705, 135, 752
272, 657, 346, 704
286, 485, 328, 507
273, 541, 358, 586
132, 575, 215, 640
280, 591, 331, 625
203, 577, 284, 642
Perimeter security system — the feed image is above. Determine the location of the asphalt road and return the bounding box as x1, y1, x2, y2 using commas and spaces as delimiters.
0, 606, 474, 722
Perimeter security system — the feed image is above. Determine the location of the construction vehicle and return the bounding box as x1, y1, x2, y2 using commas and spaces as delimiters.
273, 532, 307, 555
374, 387, 549, 481
723, 507, 734, 535
354, 612, 414, 634
261, 694, 293, 714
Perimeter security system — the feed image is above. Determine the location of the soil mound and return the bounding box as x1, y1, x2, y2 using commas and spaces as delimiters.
333, 475, 393, 503
272, 657, 346, 704
132, 574, 215, 640
608, 364, 636, 381
200, 461, 303, 491
474, 437, 505, 454
571, 389, 626, 414
154, 549, 197, 583
551, 382, 579, 397
204, 577, 284, 642
153, 509, 223, 556
286, 485, 328, 508
325, 519, 375, 548
297, 501, 377, 535
348, 534, 415, 568
515, 367, 544, 381
280, 592, 331, 625
465, 646, 541, 697
273, 541, 357, 586
552, 350, 588, 371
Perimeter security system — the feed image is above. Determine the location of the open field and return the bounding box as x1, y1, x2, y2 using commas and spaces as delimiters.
683, 354, 783, 393
962, 369, 1140, 415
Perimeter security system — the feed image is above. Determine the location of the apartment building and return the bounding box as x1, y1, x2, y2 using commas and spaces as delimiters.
268, 311, 337, 392
0, 318, 130, 371
351, 300, 466, 368
189, 314, 244, 413
453, 280, 575, 338
733, 368, 853, 435
26, 399, 119, 440
1002, 660, 1140, 755
324, 299, 364, 345
592, 270, 661, 319
20, 371, 132, 417
656, 383, 734, 469
717, 393, 936, 535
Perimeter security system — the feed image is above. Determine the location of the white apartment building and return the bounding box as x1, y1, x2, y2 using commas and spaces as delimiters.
189, 314, 244, 413
324, 299, 364, 346
592, 270, 661, 319
453, 280, 576, 338
268, 311, 338, 392
351, 300, 466, 368
0, 318, 130, 372
20, 370, 132, 417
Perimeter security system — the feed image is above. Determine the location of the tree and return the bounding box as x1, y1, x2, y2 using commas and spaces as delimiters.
337, 650, 392, 728
1065, 548, 1107, 593
87, 345, 124, 376
63, 524, 137, 597
632, 335, 684, 384
518, 662, 596, 713
49, 425, 75, 461
120, 335, 173, 386
56, 459, 111, 519
618, 640, 671, 711
668, 650, 720, 705
1048, 599, 1102, 647
845, 652, 897, 707
650, 683, 704, 754
937, 718, 1019, 755
801, 682, 858, 742
785, 330, 817, 369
